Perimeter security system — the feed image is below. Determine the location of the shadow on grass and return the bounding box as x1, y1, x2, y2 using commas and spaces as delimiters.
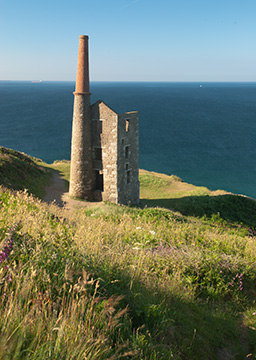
141, 194, 256, 228
86, 256, 254, 360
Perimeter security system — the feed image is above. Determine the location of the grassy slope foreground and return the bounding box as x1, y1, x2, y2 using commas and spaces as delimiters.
0, 147, 256, 359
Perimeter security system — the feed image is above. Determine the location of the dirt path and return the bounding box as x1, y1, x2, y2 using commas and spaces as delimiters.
44, 171, 67, 207
44, 171, 103, 210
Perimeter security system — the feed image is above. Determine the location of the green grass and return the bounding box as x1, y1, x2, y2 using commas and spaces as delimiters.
139, 169, 256, 228
0, 148, 256, 359
0, 146, 51, 198
139, 169, 216, 199
50, 160, 71, 190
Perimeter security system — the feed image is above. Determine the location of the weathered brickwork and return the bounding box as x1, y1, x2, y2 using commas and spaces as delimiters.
70, 35, 139, 204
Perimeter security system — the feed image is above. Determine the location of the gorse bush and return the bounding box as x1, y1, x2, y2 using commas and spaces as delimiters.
1, 185, 256, 359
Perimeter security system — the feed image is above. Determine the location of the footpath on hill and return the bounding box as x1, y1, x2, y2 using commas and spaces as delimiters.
43, 170, 102, 209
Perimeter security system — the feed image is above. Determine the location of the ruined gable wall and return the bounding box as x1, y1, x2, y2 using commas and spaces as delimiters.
91, 101, 118, 203
117, 111, 139, 204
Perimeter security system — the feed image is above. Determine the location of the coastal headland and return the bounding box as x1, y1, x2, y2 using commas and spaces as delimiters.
0, 146, 256, 359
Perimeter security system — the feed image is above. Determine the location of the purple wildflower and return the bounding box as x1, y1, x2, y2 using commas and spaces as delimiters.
0, 223, 19, 265
151, 241, 174, 256
229, 272, 244, 292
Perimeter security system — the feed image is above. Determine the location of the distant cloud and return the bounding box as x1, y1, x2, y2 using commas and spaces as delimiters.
121, 0, 140, 9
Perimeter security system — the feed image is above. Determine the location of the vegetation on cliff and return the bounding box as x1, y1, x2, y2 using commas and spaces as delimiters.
0, 147, 256, 359
0, 146, 51, 198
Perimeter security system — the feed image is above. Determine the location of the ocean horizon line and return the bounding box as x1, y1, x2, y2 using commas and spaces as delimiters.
1, 80, 256, 84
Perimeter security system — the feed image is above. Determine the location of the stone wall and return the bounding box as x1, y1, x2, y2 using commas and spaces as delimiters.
69, 95, 93, 200
90, 101, 139, 205
91, 101, 118, 203
117, 111, 140, 204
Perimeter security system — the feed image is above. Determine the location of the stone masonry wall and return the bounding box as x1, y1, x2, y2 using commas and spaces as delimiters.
69, 95, 93, 200
117, 111, 139, 204
91, 101, 118, 203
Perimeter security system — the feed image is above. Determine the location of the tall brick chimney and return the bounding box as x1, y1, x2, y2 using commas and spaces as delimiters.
69, 35, 93, 200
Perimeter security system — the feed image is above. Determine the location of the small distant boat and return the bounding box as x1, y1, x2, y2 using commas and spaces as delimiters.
199, 84, 203, 88
32, 80, 42, 83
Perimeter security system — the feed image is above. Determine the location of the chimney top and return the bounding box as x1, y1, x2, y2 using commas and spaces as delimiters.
74, 35, 90, 95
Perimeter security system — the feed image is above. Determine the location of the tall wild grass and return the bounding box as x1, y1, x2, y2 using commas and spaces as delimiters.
0, 186, 256, 359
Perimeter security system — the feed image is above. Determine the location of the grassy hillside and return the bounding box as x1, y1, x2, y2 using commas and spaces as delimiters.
0, 146, 51, 198
1, 147, 256, 359
48, 162, 256, 228
139, 169, 256, 228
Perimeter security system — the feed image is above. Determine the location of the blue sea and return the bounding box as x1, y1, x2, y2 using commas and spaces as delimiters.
0, 81, 256, 198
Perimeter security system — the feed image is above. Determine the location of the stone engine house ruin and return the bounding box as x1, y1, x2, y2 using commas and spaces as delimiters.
69, 35, 139, 204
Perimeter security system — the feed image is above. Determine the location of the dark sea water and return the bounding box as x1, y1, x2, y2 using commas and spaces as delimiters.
0, 81, 256, 198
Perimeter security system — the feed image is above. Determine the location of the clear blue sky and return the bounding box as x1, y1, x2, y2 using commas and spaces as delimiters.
1, 0, 256, 81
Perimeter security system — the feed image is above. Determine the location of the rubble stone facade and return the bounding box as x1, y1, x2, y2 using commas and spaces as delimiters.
69, 35, 139, 204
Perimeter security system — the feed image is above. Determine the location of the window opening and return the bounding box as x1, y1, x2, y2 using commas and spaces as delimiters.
126, 119, 130, 132
127, 170, 131, 184
125, 146, 129, 159
95, 170, 104, 191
